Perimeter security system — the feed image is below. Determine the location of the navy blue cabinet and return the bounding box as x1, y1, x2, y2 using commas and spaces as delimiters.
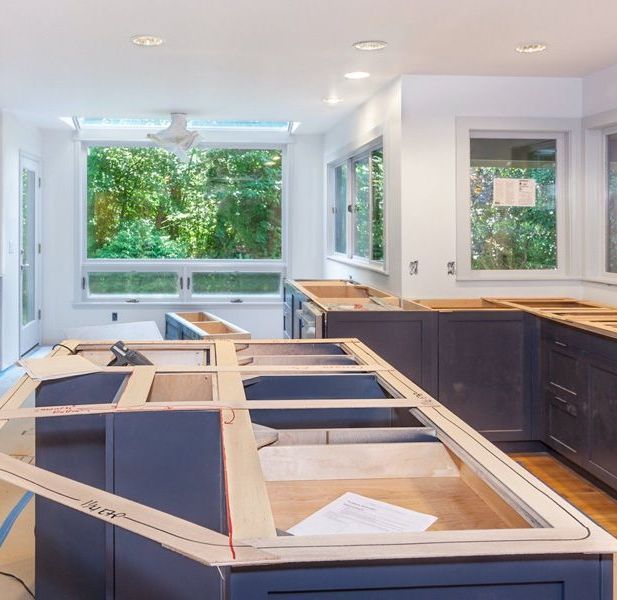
541, 320, 617, 489
437, 311, 537, 442
35, 373, 226, 600
228, 556, 611, 600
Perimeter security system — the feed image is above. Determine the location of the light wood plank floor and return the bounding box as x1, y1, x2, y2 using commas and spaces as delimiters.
511, 452, 617, 537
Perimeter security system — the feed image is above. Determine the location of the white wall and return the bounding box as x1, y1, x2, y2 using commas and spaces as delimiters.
40, 130, 323, 344
322, 80, 403, 295
580, 64, 617, 304
399, 75, 585, 299
288, 135, 324, 279
0, 111, 43, 368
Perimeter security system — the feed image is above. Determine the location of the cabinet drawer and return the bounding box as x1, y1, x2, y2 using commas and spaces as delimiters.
541, 320, 585, 349
544, 344, 580, 396
545, 391, 586, 463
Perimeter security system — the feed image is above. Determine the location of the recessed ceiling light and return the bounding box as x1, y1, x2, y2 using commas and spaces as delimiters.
131, 35, 165, 47
353, 40, 388, 51
323, 96, 344, 105
344, 71, 370, 80
515, 43, 547, 54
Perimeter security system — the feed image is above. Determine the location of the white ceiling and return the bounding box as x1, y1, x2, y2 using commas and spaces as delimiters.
2, 0, 617, 134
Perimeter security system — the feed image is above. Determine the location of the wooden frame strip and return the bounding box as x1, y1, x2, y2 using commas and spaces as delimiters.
216, 342, 277, 540
0, 451, 271, 566
115, 366, 156, 408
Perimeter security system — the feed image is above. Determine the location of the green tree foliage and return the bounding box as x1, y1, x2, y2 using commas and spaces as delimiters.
470, 165, 557, 270
352, 148, 384, 261
87, 146, 282, 260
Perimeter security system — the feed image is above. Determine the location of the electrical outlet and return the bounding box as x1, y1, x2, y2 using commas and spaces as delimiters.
447, 261, 456, 276
112, 312, 118, 322
409, 260, 419, 276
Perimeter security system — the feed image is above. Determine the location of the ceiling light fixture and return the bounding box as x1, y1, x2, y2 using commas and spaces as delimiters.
353, 40, 388, 51
147, 113, 199, 162
515, 43, 547, 54
323, 96, 344, 105
131, 35, 165, 47
344, 71, 370, 80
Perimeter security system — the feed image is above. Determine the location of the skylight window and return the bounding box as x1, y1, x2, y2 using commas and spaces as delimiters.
76, 117, 291, 132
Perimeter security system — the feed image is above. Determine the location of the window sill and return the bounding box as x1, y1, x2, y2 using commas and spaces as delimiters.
73, 299, 283, 309
583, 276, 617, 287
455, 271, 578, 282
326, 255, 388, 276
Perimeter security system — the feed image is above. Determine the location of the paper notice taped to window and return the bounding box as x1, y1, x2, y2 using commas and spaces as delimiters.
493, 178, 536, 207
287, 492, 437, 536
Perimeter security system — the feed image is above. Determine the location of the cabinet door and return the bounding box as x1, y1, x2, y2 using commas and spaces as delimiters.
292, 292, 306, 339
586, 355, 617, 487
283, 304, 293, 339
438, 312, 532, 441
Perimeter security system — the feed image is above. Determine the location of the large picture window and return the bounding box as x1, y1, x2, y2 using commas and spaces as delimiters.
81, 144, 285, 301
329, 141, 385, 268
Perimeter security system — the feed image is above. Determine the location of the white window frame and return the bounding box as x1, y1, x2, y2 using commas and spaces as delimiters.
456, 118, 577, 281
583, 115, 617, 285
326, 137, 387, 273
75, 139, 288, 304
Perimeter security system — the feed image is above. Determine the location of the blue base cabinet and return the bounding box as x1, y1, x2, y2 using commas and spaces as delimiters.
228, 556, 612, 600
437, 311, 538, 442
541, 320, 617, 490
35, 373, 226, 600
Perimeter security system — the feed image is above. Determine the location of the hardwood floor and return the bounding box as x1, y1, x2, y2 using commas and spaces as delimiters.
511, 452, 617, 536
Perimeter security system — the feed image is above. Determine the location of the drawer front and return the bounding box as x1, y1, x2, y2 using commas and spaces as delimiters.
541, 320, 586, 349
544, 344, 580, 396
545, 390, 586, 463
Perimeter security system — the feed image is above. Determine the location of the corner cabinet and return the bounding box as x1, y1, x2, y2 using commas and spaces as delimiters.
541, 320, 617, 489
437, 311, 538, 442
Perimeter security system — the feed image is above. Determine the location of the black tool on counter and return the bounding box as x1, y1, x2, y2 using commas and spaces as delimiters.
107, 341, 153, 366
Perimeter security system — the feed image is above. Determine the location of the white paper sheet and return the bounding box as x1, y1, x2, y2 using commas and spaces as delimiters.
493, 177, 536, 207
287, 492, 438, 536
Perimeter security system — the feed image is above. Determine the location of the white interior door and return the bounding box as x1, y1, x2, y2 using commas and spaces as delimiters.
19, 155, 41, 355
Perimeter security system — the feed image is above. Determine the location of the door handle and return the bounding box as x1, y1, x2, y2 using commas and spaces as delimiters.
20, 263, 30, 270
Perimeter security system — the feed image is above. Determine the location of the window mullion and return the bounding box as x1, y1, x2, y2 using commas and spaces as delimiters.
347, 158, 354, 259
368, 152, 374, 262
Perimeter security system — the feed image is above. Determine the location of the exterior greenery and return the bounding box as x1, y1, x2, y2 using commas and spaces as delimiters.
333, 145, 384, 263
607, 134, 617, 273
87, 146, 283, 260
470, 138, 557, 271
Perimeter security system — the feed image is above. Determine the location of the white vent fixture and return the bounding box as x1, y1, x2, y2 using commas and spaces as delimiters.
147, 113, 199, 161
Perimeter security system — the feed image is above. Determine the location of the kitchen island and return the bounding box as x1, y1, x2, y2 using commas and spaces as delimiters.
1, 338, 615, 599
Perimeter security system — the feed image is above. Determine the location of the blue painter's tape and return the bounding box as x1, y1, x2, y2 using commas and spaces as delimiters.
0, 491, 33, 547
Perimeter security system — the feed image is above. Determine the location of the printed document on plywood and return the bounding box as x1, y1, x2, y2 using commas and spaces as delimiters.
287, 492, 437, 536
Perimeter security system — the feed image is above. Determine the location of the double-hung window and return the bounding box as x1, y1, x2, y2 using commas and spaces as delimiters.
329, 140, 385, 269
457, 127, 567, 279
80, 143, 286, 302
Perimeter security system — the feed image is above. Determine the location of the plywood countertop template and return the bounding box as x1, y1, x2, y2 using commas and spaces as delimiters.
0, 338, 613, 572
290, 279, 617, 341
